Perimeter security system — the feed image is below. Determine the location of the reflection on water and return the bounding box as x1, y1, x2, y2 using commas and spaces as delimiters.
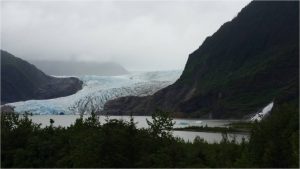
28, 115, 250, 143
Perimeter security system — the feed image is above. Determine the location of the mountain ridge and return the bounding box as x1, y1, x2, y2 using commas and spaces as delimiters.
103, 1, 299, 118
1, 50, 83, 104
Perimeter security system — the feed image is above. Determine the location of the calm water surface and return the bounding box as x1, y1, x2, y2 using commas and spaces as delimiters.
28, 115, 249, 143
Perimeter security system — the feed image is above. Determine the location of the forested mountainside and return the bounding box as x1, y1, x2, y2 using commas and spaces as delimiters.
103, 1, 299, 118
1, 50, 83, 104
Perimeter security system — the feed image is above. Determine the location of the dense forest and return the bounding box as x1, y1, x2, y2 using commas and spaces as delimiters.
1, 101, 298, 168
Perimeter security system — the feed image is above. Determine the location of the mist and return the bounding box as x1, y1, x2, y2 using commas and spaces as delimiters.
1, 0, 250, 71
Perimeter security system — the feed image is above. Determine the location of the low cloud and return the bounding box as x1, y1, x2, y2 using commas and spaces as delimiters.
1, 0, 250, 71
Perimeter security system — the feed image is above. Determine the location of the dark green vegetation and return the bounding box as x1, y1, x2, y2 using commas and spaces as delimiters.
103, 1, 299, 118
1, 50, 83, 104
2, 103, 298, 168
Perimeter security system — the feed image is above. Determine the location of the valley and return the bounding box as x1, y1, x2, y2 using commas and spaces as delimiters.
1, 1, 299, 168
7, 70, 182, 115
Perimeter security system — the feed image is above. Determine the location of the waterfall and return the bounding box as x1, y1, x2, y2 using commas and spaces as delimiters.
250, 102, 274, 121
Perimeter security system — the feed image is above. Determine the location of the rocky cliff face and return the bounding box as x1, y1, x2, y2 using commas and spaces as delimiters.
103, 1, 299, 118
1, 50, 83, 104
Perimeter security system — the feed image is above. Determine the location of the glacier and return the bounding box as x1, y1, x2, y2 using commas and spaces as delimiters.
8, 70, 182, 115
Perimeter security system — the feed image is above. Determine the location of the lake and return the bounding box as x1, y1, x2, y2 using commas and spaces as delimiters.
28, 115, 250, 143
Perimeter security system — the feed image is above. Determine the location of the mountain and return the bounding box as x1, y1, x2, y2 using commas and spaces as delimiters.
103, 1, 299, 118
30, 60, 129, 76
1, 50, 83, 104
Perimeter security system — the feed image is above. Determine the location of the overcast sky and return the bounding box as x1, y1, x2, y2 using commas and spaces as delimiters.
1, 0, 250, 71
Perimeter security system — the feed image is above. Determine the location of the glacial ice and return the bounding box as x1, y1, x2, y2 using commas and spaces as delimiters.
8, 70, 182, 115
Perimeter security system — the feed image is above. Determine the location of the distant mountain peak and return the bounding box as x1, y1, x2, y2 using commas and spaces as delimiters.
29, 59, 129, 76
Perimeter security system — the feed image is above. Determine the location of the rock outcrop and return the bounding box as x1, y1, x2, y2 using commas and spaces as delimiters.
1, 50, 83, 104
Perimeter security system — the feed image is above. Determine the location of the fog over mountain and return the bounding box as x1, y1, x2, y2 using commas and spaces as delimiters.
30, 60, 129, 76
1, 0, 250, 71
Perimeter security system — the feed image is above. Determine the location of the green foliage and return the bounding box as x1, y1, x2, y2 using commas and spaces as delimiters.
1, 106, 298, 168
247, 102, 299, 167
146, 110, 175, 137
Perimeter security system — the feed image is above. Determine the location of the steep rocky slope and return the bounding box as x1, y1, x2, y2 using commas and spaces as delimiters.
103, 1, 299, 118
1, 50, 83, 104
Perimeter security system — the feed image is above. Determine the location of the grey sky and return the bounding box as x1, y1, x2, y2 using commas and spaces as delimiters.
1, 0, 250, 71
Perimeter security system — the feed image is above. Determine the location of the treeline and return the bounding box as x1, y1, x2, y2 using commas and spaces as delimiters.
1, 106, 298, 168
